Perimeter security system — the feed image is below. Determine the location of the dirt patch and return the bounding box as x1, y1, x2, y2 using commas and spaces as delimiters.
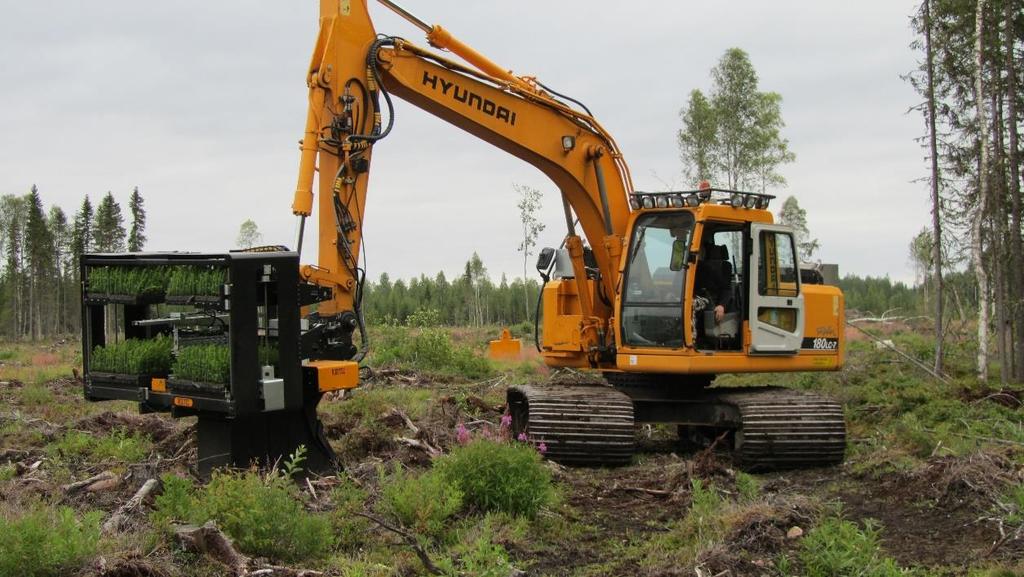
958, 385, 1024, 409
82, 555, 173, 577
30, 352, 60, 366
773, 451, 1024, 570
74, 411, 181, 444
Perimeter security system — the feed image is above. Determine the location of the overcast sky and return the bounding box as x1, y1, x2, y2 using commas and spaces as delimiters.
1, 1, 927, 284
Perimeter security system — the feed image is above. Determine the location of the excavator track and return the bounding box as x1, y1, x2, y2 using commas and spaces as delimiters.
507, 383, 634, 466
715, 387, 846, 470
508, 382, 845, 470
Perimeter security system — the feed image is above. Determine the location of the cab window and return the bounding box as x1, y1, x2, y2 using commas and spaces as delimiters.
621, 212, 694, 347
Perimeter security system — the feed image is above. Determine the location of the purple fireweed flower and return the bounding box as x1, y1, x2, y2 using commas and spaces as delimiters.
456, 423, 471, 445
538, 442, 548, 454
517, 432, 528, 442
500, 414, 512, 429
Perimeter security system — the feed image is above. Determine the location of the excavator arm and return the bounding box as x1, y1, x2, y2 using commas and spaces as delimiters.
291, 0, 634, 361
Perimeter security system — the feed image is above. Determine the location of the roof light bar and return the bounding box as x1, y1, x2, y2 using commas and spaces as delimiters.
628, 187, 776, 212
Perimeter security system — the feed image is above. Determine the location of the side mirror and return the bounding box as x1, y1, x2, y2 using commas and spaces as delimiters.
536, 247, 556, 274
670, 240, 688, 271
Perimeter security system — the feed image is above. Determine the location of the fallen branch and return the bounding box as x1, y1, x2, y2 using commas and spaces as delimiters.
845, 321, 951, 384
396, 436, 441, 458
62, 471, 116, 494
174, 521, 250, 576
103, 478, 160, 534
383, 408, 420, 435
986, 523, 1023, 557
250, 567, 324, 577
922, 428, 1024, 447
354, 512, 443, 575
619, 485, 675, 497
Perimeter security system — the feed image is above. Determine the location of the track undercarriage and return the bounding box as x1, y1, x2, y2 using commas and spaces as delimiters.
507, 379, 846, 470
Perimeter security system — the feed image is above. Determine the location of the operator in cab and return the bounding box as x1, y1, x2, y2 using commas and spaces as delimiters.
692, 238, 733, 343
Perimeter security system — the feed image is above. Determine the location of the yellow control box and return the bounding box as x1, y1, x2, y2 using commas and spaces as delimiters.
303, 360, 360, 392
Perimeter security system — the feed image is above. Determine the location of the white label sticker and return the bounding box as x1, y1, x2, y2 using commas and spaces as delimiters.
629, 355, 638, 366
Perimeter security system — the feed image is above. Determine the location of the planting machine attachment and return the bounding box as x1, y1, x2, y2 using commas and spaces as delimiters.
80, 252, 356, 477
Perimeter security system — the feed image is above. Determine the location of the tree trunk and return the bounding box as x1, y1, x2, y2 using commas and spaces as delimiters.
924, 0, 945, 374
973, 0, 991, 382
994, 90, 1012, 383
1006, 0, 1024, 382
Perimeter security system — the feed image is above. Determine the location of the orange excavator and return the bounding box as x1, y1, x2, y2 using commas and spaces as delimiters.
292, 0, 846, 469
81, 0, 845, 474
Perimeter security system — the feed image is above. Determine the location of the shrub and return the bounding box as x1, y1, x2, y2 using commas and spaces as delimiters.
799, 517, 902, 577
999, 484, 1024, 526
370, 326, 494, 379
0, 504, 102, 577
152, 470, 335, 562
87, 266, 170, 298
167, 266, 226, 297
436, 439, 555, 518
380, 466, 462, 537
406, 308, 442, 327
18, 385, 54, 406
152, 474, 196, 527
91, 335, 174, 375
172, 344, 231, 384
448, 535, 515, 577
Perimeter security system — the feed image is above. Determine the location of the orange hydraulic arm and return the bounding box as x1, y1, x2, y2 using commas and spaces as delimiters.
291, 0, 634, 357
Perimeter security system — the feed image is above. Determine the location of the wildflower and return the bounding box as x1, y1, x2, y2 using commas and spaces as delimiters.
500, 413, 512, 429
456, 423, 471, 445
538, 442, 548, 454
517, 432, 528, 442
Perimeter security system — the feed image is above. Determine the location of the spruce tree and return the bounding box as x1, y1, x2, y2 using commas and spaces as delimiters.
48, 207, 70, 334
776, 196, 819, 262
1, 195, 26, 338
70, 195, 94, 259
93, 192, 126, 253
127, 186, 147, 252
25, 185, 53, 340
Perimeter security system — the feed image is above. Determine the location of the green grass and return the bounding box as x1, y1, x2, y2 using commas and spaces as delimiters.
796, 517, 902, 577
87, 266, 171, 298
167, 266, 226, 297
90, 336, 173, 375
0, 503, 102, 577
47, 430, 151, 463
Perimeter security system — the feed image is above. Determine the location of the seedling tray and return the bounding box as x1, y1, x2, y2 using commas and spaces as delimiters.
167, 377, 228, 396
166, 295, 224, 307
89, 371, 156, 388
85, 292, 165, 306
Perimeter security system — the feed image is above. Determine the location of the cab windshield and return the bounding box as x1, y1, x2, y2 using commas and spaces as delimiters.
621, 212, 695, 347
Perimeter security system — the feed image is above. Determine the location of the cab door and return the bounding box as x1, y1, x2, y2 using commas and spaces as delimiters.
749, 224, 803, 354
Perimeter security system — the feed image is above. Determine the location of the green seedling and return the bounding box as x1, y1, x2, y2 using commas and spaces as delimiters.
90, 335, 173, 375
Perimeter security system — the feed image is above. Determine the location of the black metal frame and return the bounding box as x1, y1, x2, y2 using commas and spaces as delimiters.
80, 251, 336, 476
